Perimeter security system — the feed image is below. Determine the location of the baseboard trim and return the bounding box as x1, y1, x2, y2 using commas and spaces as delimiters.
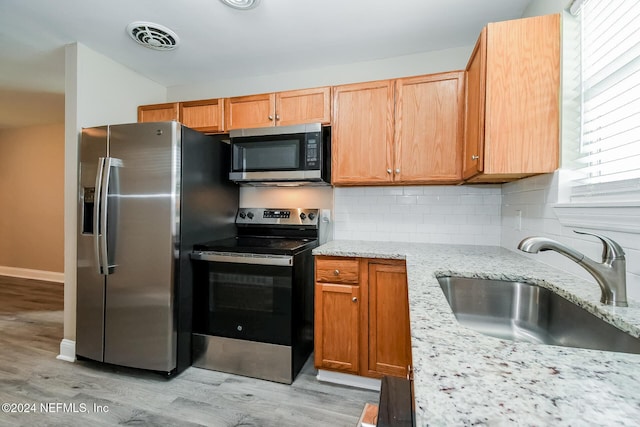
57, 339, 76, 362
0, 266, 64, 283
316, 369, 381, 391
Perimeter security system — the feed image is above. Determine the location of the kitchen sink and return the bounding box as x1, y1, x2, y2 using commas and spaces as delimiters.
437, 276, 640, 354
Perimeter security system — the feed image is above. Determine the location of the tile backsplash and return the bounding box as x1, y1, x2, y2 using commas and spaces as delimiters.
333, 185, 502, 245
501, 171, 640, 301
332, 174, 639, 301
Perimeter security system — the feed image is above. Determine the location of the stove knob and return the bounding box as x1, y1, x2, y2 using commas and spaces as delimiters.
308, 212, 316, 220
247, 212, 254, 219
299, 212, 307, 220
239, 212, 246, 219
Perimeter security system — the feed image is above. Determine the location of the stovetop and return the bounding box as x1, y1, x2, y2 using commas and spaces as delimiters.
193, 208, 322, 256
193, 236, 318, 256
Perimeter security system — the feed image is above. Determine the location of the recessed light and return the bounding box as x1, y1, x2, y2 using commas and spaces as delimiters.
219, 0, 260, 10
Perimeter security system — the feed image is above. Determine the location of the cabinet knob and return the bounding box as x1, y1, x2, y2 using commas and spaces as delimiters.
471, 155, 479, 160
387, 168, 392, 174
268, 115, 274, 121
395, 168, 400, 174
275, 114, 280, 120
333, 269, 340, 276
352, 297, 358, 303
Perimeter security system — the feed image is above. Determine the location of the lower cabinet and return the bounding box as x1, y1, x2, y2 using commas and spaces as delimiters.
314, 256, 412, 379
314, 282, 360, 374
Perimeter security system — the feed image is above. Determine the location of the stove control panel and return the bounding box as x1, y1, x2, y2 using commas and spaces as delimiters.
263, 210, 291, 219
236, 208, 319, 227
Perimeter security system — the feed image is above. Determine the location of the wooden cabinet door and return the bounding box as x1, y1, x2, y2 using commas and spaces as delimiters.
365, 261, 411, 378
138, 102, 179, 123
463, 29, 486, 180
314, 283, 360, 374
224, 93, 276, 130
276, 87, 331, 127
482, 14, 560, 177
395, 72, 464, 184
180, 99, 225, 133
332, 80, 395, 185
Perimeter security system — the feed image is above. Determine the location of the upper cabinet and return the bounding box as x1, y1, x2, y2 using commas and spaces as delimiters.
463, 14, 561, 182
394, 72, 464, 184
332, 80, 395, 185
136, 14, 559, 186
138, 102, 179, 123
224, 93, 275, 130
332, 72, 464, 186
138, 99, 225, 133
225, 87, 331, 130
179, 99, 225, 133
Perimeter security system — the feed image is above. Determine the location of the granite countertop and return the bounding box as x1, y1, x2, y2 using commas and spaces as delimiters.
312, 240, 640, 426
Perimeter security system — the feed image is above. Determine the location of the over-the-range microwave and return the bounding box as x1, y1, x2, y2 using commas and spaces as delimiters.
228, 123, 331, 185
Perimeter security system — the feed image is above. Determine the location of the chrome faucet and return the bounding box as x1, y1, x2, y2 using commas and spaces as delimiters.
518, 231, 628, 307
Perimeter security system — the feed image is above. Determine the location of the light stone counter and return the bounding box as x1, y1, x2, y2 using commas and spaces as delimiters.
312, 240, 640, 426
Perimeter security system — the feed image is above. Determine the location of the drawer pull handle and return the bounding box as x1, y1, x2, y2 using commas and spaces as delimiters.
334, 269, 340, 276
352, 297, 358, 303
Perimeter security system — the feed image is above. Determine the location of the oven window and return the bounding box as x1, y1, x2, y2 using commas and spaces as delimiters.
210, 272, 281, 313
233, 139, 300, 171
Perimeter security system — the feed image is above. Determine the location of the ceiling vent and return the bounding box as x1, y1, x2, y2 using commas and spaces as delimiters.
126, 21, 179, 51
219, 0, 260, 10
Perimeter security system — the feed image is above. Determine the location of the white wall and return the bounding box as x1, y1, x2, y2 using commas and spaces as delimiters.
63, 43, 167, 347
167, 46, 472, 101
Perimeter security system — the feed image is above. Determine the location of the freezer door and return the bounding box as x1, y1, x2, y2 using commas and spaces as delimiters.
76, 126, 108, 362
103, 122, 180, 372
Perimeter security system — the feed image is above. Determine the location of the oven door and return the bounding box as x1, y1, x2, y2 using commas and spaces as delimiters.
192, 252, 293, 346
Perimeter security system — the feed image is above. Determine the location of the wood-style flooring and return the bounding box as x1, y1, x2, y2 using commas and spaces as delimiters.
0, 276, 378, 426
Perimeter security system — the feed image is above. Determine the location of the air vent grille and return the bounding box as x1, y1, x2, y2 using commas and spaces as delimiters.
219, 0, 260, 10
126, 22, 179, 51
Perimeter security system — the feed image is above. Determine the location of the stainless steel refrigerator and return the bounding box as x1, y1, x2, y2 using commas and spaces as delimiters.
76, 122, 238, 375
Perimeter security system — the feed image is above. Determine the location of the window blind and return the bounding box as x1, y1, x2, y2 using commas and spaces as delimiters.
571, 0, 640, 202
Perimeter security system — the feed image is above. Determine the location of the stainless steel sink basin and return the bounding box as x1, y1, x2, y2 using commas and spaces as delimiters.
437, 276, 640, 354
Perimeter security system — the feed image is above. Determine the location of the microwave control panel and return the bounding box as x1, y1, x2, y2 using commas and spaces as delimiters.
305, 134, 319, 167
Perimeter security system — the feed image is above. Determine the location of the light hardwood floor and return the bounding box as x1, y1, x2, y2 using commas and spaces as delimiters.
0, 276, 378, 426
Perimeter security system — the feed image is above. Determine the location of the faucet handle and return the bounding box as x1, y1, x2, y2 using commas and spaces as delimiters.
573, 230, 625, 261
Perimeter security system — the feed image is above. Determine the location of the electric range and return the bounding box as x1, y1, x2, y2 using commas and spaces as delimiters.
190, 208, 324, 384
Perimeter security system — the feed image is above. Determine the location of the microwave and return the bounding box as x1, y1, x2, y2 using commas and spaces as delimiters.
228, 123, 331, 185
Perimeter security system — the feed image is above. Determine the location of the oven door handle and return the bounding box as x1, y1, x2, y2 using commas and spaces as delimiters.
191, 251, 293, 266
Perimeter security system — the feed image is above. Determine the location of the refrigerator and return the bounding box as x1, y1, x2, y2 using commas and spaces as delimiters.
76, 121, 238, 375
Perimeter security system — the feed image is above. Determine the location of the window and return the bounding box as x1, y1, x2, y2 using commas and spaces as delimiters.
569, 0, 640, 202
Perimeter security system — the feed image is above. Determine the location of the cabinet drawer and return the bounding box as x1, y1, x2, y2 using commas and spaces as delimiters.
316, 257, 359, 284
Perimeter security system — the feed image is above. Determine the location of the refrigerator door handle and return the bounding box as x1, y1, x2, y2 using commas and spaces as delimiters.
98, 157, 123, 275
94, 157, 106, 275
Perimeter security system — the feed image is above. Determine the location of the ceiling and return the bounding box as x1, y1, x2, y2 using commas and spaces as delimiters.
0, 0, 532, 130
